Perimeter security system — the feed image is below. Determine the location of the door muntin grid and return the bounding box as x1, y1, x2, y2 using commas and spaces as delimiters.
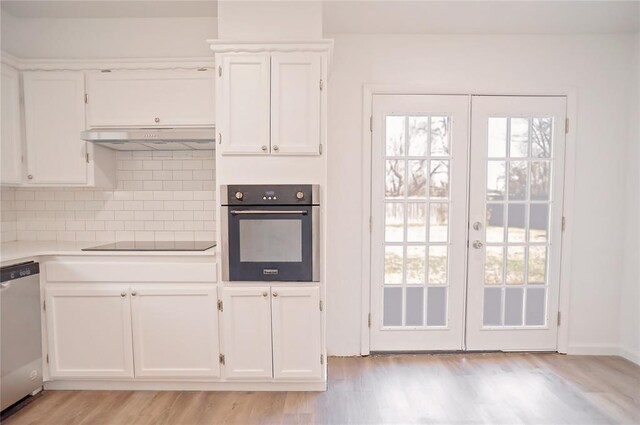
482, 116, 555, 328
382, 115, 452, 329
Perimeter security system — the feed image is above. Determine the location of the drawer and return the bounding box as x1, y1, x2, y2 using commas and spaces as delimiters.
46, 261, 217, 283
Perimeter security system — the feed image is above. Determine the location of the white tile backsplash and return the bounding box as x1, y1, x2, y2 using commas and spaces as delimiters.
8, 151, 215, 242
1, 188, 17, 242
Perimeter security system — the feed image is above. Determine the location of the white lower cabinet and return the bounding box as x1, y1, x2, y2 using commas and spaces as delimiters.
45, 285, 134, 379
131, 285, 220, 378
45, 284, 219, 380
221, 287, 273, 379
271, 287, 323, 379
221, 286, 322, 381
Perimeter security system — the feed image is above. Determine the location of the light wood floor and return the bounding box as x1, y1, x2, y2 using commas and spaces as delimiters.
3, 353, 639, 425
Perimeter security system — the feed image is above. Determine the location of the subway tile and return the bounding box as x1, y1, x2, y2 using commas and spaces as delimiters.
143, 180, 163, 191
135, 211, 154, 221
123, 180, 144, 191
105, 221, 124, 231
86, 221, 105, 231
8, 151, 215, 242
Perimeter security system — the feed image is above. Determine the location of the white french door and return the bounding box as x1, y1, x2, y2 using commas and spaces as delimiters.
370, 95, 470, 351
465, 96, 566, 351
370, 94, 567, 352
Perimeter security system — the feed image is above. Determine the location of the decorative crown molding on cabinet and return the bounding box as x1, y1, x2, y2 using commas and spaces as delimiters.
1, 51, 214, 71
207, 39, 334, 72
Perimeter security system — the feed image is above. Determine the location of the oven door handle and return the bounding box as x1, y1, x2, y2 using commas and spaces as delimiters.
230, 210, 308, 215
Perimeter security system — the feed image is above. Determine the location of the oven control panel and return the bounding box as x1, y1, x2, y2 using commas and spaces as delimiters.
224, 184, 318, 206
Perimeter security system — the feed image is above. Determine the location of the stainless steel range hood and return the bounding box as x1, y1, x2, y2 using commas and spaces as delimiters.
81, 127, 215, 151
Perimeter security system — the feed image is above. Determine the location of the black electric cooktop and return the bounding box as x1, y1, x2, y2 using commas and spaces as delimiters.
82, 241, 216, 251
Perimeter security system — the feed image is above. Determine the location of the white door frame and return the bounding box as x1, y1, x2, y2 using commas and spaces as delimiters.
360, 84, 578, 355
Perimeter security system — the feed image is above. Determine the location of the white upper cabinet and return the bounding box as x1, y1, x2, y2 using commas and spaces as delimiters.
23, 71, 89, 185
86, 69, 215, 128
217, 51, 324, 156
130, 285, 220, 378
1, 64, 23, 185
45, 285, 135, 379
218, 55, 271, 155
271, 287, 323, 380
271, 53, 321, 155
221, 287, 273, 379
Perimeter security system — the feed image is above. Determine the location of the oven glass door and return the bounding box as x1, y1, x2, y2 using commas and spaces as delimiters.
228, 206, 313, 281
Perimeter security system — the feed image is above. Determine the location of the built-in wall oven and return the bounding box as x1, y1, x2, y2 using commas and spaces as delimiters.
221, 184, 319, 282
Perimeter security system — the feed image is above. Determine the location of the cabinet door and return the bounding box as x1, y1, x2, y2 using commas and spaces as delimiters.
219, 54, 271, 155
86, 70, 215, 128
23, 71, 87, 185
45, 285, 134, 378
130, 284, 220, 378
270, 53, 322, 155
271, 287, 322, 379
221, 287, 273, 379
1, 64, 23, 185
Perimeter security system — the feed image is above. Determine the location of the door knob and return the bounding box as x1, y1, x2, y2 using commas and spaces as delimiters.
262, 291, 268, 297
273, 145, 279, 152
472, 221, 482, 231
272, 292, 278, 297
131, 290, 137, 296
154, 117, 160, 123
120, 291, 126, 297
27, 175, 33, 180
472, 240, 484, 249
261, 145, 268, 152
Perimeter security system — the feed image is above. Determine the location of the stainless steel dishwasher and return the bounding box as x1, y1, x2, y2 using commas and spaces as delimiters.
1, 261, 43, 412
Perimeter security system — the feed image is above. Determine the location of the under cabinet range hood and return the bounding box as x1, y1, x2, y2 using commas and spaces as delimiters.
81, 127, 215, 151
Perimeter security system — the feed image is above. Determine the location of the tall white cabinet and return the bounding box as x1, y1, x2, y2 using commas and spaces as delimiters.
214, 43, 329, 156
1, 63, 23, 185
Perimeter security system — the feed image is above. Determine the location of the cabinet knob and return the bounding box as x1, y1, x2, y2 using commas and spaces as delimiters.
154, 117, 160, 123
272, 292, 278, 297
120, 291, 126, 297
27, 175, 33, 180
262, 291, 268, 297
131, 290, 137, 296
261, 145, 268, 152
273, 145, 279, 152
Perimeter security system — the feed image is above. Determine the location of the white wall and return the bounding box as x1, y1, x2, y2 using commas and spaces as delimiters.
619, 33, 640, 364
326, 33, 638, 355
0, 12, 217, 59
217, 1, 322, 40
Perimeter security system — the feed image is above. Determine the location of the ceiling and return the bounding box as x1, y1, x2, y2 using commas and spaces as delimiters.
323, 1, 640, 34
0, 0, 217, 18
1, 0, 638, 34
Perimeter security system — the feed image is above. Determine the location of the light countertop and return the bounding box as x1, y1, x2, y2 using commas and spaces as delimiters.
1, 241, 216, 266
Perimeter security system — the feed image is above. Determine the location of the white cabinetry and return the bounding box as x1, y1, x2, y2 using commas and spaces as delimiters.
221, 287, 273, 379
218, 55, 271, 155
221, 286, 322, 380
270, 53, 322, 155
271, 287, 322, 379
86, 70, 215, 128
22, 71, 115, 187
45, 285, 134, 378
217, 51, 324, 156
131, 285, 220, 378
1, 64, 23, 185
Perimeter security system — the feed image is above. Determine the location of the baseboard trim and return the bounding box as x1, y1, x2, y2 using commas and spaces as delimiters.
566, 344, 620, 356
619, 347, 640, 365
44, 380, 327, 392
567, 344, 640, 365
